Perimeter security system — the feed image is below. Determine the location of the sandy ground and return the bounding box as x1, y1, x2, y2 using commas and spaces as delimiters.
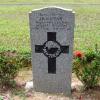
0, 68, 100, 100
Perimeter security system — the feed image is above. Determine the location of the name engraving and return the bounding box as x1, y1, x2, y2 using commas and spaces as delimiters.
32, 13, 71, 31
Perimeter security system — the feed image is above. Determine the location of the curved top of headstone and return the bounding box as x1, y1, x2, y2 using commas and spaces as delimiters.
29, 6, 75, 14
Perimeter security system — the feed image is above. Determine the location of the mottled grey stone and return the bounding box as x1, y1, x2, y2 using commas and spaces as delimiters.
29, 7, 75, 95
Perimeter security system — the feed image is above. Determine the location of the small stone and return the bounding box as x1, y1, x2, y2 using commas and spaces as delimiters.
71, 81, 83, 91
25, 81, 33, 91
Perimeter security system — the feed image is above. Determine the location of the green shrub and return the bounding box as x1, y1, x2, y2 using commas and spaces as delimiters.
0, 53, 20, 87
73, 49, 100, 89
19, 52, 31, 68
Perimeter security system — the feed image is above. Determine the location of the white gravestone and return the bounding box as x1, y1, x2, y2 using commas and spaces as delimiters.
29, 7, 75, 95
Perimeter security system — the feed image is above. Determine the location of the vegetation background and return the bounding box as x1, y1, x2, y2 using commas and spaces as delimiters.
0, 0, 100, 53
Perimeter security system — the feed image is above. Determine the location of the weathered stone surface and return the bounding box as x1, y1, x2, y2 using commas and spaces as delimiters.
29, 7, 75, 95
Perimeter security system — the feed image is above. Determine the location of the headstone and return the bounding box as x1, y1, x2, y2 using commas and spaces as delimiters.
29, 7, 75, 95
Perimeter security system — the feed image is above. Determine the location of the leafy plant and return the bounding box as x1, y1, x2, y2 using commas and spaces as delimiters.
0, 53, 20, 87
73, 47, 100, 89
19, 52, 31, 68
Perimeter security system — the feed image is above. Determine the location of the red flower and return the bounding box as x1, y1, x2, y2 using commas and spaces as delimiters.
74, 51, 83, 58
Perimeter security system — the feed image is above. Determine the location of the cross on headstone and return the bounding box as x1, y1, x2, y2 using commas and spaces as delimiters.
35, 32, 69, 74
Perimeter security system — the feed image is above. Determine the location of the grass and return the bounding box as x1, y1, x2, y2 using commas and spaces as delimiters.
0, 0, 100, 4
75, 7, 100, 51
0, 2, 100, 53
